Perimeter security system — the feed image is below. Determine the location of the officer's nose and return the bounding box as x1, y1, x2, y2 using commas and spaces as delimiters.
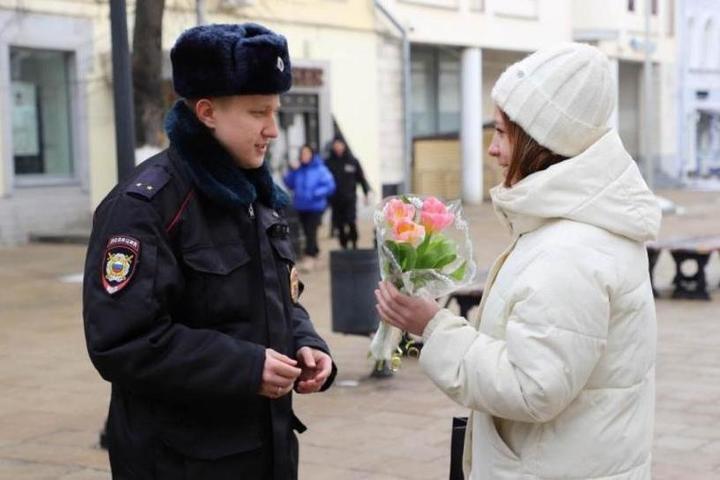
263, 115, 279, 139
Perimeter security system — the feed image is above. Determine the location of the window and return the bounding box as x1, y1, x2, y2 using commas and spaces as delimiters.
628, 0, 635, 12
469, 0, 483, 11
688, 17, 696, 67
652, 0, 658, 15
702, 20, 714, 69
10, 47, 74, 178
399, 0, 458, 8
437, 53, 461, 133
410, 47, 461, 137
494, 0, 538, 18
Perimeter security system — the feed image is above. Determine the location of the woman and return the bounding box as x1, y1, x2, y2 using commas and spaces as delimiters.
284, 145, 336, 271
375, 43, 661, 479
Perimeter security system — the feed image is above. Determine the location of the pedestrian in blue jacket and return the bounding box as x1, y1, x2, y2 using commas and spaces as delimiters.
284, 145, 336, 271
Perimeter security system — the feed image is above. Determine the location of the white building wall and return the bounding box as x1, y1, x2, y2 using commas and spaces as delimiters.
680, 0, 720, 177
574, 0, 678, 182
375, 30, 405, 190
0, 6, 100, 244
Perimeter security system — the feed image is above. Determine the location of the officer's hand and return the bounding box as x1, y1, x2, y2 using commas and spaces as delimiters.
259, 349, 302, 399
295, 347, 333, 394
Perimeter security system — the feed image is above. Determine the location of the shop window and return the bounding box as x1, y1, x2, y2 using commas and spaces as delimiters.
10, 47, 74, 178
411, 47, 461, 137
273, 93, 320, 176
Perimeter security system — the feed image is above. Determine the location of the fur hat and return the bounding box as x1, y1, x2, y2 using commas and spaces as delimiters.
170, 23, 292, 98
491, 42, 615, 158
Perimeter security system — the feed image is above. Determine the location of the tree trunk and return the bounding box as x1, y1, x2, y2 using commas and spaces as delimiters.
132, 0, 165, 147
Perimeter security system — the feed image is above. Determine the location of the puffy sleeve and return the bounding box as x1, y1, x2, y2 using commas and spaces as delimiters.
419, 248, 611, 422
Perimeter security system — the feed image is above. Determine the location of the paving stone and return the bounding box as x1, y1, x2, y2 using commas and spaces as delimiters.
1, 190, 719, 478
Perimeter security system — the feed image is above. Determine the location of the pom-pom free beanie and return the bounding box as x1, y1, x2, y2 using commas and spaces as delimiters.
491, 42, 615, 157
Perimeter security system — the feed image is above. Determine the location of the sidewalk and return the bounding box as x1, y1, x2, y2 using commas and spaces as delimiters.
0, 190, 719, 479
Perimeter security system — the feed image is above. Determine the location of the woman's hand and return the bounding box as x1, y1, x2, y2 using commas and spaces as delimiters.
374, 281, 441, 337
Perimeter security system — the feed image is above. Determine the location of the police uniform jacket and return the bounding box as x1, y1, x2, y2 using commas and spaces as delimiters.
83, 100, 335, 479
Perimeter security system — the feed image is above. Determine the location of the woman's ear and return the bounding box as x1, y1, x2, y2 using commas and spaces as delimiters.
194, 98, 216, 129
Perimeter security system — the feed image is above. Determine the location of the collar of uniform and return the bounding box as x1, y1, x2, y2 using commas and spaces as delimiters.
164, 100, 289, 210
255, 202, 287, 229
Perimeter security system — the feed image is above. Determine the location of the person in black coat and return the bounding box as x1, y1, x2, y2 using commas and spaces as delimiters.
83, 23, 336, 480
325, 138, 371, 249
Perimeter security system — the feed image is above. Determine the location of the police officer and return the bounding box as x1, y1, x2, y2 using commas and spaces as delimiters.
83, 23, 336, 479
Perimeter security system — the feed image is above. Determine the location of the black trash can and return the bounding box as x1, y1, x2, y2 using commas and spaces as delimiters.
330, 249, 381, 335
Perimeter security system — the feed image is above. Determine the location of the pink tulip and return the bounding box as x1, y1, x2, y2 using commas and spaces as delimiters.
383, 198, 416, 226
421, 197, 455, 234
392, 219, 426, 245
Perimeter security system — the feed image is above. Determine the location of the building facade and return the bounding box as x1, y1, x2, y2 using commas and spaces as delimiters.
0, 0, 383, 244
378, 0, 679, 201
679, 0, 720, 178
0, 0, 688, 244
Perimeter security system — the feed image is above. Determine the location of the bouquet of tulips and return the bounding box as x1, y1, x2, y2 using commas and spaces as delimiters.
370, 195, 476, 368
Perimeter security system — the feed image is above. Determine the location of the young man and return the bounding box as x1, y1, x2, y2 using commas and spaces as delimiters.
325, 137, 371, 249
83, 23, 336, 479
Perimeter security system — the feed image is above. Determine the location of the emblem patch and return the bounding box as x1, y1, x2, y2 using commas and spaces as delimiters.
277, 56, 285, 72
290, 265, 300, 303
101, 235, 140, 295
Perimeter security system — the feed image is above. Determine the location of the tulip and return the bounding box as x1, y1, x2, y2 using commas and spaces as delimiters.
384, 198, 415, 227
392, 219, 426, 245
421, 196, 455, 234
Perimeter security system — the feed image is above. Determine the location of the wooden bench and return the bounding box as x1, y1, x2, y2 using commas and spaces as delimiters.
647, 235, 720, 300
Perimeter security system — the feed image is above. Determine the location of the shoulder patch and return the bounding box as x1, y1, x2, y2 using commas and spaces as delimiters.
126, 166, 171, 201
101, 235, 140, 295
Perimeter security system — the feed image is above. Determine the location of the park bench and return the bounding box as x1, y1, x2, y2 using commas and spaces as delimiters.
647, 235, 720, 300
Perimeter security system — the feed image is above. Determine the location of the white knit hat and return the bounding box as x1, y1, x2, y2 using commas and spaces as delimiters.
491, 42, 616, 158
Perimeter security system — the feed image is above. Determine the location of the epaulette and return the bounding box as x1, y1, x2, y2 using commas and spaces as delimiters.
125, 165, 171, 201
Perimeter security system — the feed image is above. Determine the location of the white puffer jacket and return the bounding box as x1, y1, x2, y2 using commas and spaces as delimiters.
420, 131, 661, 480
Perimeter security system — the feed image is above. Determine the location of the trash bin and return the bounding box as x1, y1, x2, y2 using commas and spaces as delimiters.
330, 249, 380, 335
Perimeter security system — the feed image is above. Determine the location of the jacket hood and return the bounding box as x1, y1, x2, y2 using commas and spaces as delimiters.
490, 130, 661, 242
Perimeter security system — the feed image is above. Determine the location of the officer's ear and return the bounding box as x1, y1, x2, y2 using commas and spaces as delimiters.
193, 98, 218, 130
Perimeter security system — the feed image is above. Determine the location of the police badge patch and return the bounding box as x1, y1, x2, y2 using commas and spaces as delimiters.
289, 265, 300, 303
102, 235, 140, 295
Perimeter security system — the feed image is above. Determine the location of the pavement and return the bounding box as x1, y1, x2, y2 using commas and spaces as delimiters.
1, 189, 719, 479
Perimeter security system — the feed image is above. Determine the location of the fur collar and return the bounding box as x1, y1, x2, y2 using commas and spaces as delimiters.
164, 100, 288, 210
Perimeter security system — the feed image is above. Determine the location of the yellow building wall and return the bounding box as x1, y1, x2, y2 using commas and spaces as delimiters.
1, 0, 380, 206
163, 1, 382, 195
0, 0, 117, 206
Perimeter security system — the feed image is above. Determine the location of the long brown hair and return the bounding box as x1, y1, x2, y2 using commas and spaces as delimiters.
500, 109, 568, 188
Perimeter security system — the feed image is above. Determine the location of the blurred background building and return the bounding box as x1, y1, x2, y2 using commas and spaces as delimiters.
0, 0, 716, 244
680, 0, 720, 179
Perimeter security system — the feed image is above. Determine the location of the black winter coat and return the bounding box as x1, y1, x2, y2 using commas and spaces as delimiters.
325, 151, 370, 205
83, 109, 335, 479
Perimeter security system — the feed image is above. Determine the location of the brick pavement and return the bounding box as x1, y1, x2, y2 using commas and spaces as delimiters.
0, 189, 719, 479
